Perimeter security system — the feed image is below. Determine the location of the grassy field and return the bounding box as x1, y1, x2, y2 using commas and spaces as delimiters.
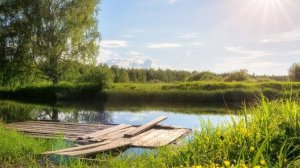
105, 82, 300, 104
1, 81, 300, 104
1, 97, 300, 167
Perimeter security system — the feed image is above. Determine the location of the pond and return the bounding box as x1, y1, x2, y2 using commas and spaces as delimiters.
0, 100, 243, 155
0, 100, 242, 129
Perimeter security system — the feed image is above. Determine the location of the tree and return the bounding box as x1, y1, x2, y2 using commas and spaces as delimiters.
288, 63, 300, 81
118, 70, 129, 83
0, 0, 100, 85
224, 69, 250, 82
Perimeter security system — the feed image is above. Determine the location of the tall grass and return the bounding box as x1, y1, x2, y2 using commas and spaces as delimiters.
102, 97, 300, 167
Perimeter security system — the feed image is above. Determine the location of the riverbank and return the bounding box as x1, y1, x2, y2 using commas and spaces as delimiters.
1, 97, 300, 167
1, 82, 299, 104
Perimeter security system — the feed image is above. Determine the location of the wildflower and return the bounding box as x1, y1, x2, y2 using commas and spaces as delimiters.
250, 146, 255, 152
260, 159, 266, 166
239, 161, 248, 168
195, 166, 202, 168
254, 166, 261, 168
223, 160, 230, 167
240, 163, 248, 168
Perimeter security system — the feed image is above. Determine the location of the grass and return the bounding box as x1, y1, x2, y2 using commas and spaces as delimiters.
100, 97, 300, 168
0, 82, 105, 102
1, 81, 300, 103
104, 82, 300, 104
1, 97, 300, 167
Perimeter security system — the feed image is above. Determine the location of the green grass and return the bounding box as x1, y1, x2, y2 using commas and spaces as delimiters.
99, 97, 300, 167
1, 97, 300, 167
0, 123, 67, 167
1, 81, 300, 103
104, 82, 300, 103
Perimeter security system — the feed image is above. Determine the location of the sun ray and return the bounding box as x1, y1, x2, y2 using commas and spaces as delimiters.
275, 0, 294, 28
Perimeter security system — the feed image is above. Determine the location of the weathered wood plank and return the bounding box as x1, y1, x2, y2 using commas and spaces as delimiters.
143, 129, 188, 147
124, 116, 167, 137
78, 124, 131, 140
58, 140, 131, 156
22, 121, 112, 127
130, 129, 166, 147
91, 127, 136, 142
44, 141, 112, 155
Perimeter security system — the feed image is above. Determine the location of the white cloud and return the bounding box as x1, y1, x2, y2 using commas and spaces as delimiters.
225, 46, 273, 59
101, 40, 128, 48
260, 27, 300, 43
121, 35, 136, 38
98, 49, 170, 69
176, 33, 200, 39
147, 43, 182, 49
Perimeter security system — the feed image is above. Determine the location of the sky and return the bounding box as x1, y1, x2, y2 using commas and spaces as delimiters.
97, 0, 300, 75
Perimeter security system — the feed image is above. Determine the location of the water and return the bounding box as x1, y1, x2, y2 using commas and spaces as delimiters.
0, 100, 241, 129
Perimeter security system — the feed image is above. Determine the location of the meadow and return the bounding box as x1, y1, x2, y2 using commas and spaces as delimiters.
1, 81, 300, 104
1, 97, 300, 167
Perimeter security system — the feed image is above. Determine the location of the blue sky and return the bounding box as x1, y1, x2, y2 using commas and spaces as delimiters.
97, 0, 300, 75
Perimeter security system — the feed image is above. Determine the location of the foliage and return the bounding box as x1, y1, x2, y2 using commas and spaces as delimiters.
288, 63, 300, 81
0, 83, 104, 102
224, 69, 251, 82
187, 71, 221, 81
0, 0, 100, 85
77, 64, 114, 87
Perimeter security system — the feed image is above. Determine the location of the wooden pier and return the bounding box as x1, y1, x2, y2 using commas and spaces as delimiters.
5, 116, 191, 156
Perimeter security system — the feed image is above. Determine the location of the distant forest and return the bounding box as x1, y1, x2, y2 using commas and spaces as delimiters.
79, 64, 289, 84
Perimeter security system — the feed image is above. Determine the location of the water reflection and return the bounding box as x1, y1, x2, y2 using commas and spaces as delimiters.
0, 100, 241, 129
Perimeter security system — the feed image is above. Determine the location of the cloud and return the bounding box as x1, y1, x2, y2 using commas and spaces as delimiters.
147, 43, 182, 49
98, 49, 170, 69
101, 40, 128, 48
121, 35, 136, 38
260, 27, 300, 43
216, 46, 286, 75
176, 33, 200, 39
225, 46, 273, 59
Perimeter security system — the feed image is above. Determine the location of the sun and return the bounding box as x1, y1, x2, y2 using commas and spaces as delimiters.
231, 0, 295, 33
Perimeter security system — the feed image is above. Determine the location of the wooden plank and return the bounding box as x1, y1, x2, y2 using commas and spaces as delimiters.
8, 127, 84, 136
58, 140, 131, 156
22, 121, 112, 127
44, 141, 112, 155
78, 124, 131, 140
144, 129, 190, 147
124, 116, 167, 137
90, 126, 136, 142
130, 129, 167, 147
6, 125, 95, 135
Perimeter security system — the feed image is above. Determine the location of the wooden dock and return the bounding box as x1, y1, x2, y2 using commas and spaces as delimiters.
5, 117, 191, 156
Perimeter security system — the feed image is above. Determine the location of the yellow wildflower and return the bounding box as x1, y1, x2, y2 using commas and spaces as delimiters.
223, 160, 230, 167
260, 159, 266, 166
250, 146, 255, 152
254, 166, 261, 168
